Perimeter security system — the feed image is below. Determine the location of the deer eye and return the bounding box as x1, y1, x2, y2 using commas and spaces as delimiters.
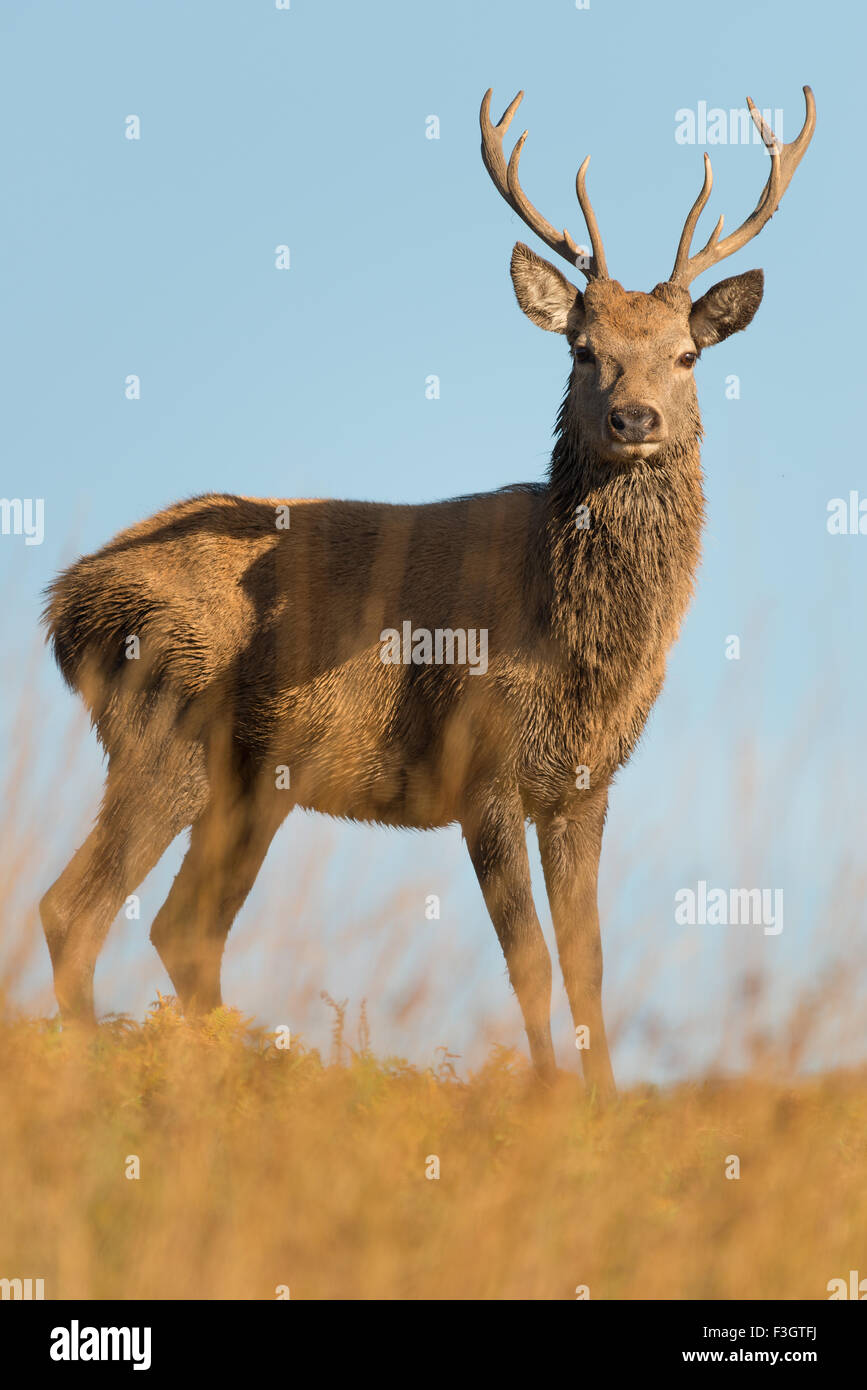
678, 351, 697, 368
573, 345, 594, 364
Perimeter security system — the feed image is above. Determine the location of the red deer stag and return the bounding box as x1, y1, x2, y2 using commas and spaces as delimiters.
41, 85, 814, 1095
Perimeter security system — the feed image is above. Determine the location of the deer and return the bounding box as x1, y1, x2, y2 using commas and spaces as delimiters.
40, 85, 814, 1096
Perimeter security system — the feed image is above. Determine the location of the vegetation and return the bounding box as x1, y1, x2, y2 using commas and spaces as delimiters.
0, 997, 863, 1300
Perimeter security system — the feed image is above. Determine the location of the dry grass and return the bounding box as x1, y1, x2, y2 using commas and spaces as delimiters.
2, 640, 865, 1300
0, 997, 864, 1300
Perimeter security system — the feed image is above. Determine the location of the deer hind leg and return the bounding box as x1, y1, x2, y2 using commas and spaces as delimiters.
536, 796, 616, 1099
463, 789, 557, 1083
149, 778, 287, 1016
40, 741, 208, 1024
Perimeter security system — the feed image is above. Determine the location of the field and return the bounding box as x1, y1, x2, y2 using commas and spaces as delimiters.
2, 643, 864, 1303
1, 997, 864, 1301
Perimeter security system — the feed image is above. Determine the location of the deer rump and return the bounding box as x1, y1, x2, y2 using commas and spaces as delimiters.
43, 488, 554, 831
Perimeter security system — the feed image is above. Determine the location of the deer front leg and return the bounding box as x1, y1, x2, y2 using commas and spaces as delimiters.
463, 790, 557, 1083
537, 798, 616, 1099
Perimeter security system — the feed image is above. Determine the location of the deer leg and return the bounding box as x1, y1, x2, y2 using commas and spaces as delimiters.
40, 760, 206, 1023
149, 783, 286, 1016
537, 797, 616, 1098
463, 790, 557, 1082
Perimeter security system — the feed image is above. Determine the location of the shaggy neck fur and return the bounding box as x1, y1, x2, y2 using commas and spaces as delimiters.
542, 372, 706, 697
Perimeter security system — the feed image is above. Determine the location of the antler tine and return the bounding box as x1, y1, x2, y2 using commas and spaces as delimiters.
669, 86, 815, 289
479, 87, 525, 202
576, 158, 609, 280
671, 154, 717, 276
480, 88, 606, 281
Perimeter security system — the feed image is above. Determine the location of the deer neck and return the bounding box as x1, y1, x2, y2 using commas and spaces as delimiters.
543, 398, 706, 682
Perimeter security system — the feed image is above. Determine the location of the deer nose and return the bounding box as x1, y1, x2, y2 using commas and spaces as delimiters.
607, 404, 662, 443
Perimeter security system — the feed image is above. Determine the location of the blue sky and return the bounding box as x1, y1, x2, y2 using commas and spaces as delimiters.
1, 0, 863, 1083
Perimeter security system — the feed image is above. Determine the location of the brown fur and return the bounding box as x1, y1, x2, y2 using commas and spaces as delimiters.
41, 235, 767, 1094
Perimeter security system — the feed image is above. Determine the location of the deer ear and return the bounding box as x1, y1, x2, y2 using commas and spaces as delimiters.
689, 269, 764, 348
510, 242, 584, 335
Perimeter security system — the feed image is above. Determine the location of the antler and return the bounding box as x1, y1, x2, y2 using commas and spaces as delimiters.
480, 89, 609, 281
669, 86, 816, 288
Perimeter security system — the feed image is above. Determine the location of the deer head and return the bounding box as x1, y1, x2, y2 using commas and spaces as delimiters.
481, 87, 815, 464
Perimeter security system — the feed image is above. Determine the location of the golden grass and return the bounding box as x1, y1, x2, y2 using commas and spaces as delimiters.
3, 640, 864, 1301
0, 997, 864, 1300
